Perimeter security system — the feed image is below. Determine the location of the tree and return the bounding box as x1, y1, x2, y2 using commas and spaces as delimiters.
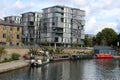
84, 35, 93, 47
96, 32, 102, 45
95, 28, 117, 46
0, 46, 7, 60
92, 37, 97, 46
6, 35, 12, 45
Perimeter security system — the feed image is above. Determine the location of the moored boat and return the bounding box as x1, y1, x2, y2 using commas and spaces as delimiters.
96, 54, 113, 59
50, 54, 70, 61
30, 59, 49, 67
35, 59, 49, 67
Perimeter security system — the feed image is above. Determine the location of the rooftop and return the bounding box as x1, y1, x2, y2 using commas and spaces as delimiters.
42, 5, 85, 12
94, 46, 112, 50
0, 21, 23, 27
21, 11, 42, 15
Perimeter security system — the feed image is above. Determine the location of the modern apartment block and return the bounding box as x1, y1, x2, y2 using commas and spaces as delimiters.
0, 22, 22, 46
21, 12, 42, 45
41, 5, 85, 47
4, 16, 21, 24
3, 5, 85, 47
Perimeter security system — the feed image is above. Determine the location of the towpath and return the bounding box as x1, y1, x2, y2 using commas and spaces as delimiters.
0, 60, 28, 73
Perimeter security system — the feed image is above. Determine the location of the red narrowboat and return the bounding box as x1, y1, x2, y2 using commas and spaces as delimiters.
96, 54, 113, 59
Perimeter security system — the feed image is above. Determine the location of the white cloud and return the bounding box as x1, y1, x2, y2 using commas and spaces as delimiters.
86, 19, 118, 34
12, 0, 35, 9
85, 17, 96, 34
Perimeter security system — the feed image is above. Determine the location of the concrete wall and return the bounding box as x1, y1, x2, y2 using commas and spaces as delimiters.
6, 49, 29, 56
63, 49, 93, 54
5, 48, 93, 56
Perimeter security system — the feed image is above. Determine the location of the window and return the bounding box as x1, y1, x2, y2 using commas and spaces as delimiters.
17, 35, 20, 39
10, 26, 13, 31
17, 27, 20, 31
61, 13, 64, 16
16, 43, 19, 45
3, 34, 6, 38
61, 18, 64, 22
52, 22, 55, 25
10, 42, 12, 46
3, 25, 6, 30
55, 37, 58, 42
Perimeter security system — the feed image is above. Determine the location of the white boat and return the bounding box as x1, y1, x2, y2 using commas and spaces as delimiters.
36, 59, 49, 67
30, 59, 49, 67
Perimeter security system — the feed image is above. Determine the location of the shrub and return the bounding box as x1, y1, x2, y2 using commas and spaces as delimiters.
3, 58, 13, 62
11, 53, 21, 60
28, 48, 39, 56
0, 46, 7, 60
54, 48, 63, 54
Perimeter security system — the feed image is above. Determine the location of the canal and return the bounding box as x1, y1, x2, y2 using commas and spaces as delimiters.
0, 59, 120, 80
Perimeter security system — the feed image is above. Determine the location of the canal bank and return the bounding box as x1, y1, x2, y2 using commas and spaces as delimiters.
0, 60, 28, 73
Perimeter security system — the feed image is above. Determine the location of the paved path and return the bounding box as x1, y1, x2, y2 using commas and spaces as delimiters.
0, 60, 29, 73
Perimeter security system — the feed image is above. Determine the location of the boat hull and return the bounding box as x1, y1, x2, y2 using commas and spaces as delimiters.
96, 54, 113, 59
36, 61, 49, 67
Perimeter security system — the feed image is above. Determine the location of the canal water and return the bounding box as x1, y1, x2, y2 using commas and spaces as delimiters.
0, 59, 120, 80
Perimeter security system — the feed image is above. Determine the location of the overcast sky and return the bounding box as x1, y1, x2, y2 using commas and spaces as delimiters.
0, 0, 120, 34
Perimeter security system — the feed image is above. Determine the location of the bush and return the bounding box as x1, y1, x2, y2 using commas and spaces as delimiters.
0, 46, 7, 60
3, 58, 13, 62
54, 48, 63, 54
11, 53, 21, 60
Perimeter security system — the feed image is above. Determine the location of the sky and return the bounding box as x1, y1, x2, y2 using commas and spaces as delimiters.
0, 0, 120, 35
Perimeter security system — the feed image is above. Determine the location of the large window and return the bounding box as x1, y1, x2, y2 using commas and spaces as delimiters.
17, 35, 20, 39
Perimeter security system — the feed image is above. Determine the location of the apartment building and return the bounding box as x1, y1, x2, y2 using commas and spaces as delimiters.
41, 5, 85, 47
4, 16, 21, 24
21, 12, 42, 45
0, 22, 22, 46
3, 5, 85, 47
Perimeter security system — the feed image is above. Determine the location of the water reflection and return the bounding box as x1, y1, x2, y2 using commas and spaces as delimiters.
0, 60, 120, 80
95, 59, 120, 80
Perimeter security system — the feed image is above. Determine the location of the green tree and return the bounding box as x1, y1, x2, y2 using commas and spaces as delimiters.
84, 35, 93, 47
92, 37, 97, 46
96, 28, 117, 46
6, 35, 12, 45
0, 46, 7, 60
96, 32, 102, 45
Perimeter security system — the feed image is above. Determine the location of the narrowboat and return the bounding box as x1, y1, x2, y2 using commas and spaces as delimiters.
50, 54, 70, 61
96, 54, 113, 59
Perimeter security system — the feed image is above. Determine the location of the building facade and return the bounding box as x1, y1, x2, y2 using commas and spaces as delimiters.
41, 5, 85, 47
0, 22, 22, 46
4, 16, 21, 24
3, 5, 85, 47
21, 12, 42, 45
